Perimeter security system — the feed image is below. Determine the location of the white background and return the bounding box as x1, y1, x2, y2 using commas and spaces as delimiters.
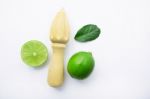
0, 0, 150, 99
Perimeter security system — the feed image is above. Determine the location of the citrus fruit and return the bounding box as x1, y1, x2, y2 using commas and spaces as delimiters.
67, 51, 95, 79
21, 40, 48, 67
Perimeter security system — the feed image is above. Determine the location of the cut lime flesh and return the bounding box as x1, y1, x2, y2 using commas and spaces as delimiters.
21, 40, 48, 67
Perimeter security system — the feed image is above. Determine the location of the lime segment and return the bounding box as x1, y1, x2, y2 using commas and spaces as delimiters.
21, 40, 48, 67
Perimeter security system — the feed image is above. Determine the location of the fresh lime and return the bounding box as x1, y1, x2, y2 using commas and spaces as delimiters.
67, 51, 95, 79
21, 40, 48, 67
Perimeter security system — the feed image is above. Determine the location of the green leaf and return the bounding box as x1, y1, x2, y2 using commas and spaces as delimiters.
74, 24, 101, 42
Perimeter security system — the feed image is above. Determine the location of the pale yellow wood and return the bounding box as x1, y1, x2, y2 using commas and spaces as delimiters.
48, 9, 70, 87
50, 9, 70, 43
48, 43, 65, 87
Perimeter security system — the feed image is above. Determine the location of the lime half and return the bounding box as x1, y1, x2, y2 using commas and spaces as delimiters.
21, 40, 48, 67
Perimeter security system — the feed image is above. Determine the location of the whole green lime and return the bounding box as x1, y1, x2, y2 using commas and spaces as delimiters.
67, 51, 95, 79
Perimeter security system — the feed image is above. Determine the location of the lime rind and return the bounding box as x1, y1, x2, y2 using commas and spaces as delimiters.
67, 51, 95, 79
21, 40, 48, 67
